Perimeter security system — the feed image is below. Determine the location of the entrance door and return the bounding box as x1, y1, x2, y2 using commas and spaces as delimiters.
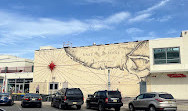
15, 84, 24, 93
16, 84, 19, 93
140, 81, 146, 94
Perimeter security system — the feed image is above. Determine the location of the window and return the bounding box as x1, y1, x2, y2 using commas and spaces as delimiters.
55, 84, 58, 89
154, 47, 180, 64
159, 94, 174, 99
136, 94, 144, 100
49, 83, 59, 90
0, 79, 3, 83
144, 94, 156, 99
98, 91, 106, 97
50, 84, 53, 90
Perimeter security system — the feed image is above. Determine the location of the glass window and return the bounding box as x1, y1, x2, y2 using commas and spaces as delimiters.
159, 94, 174, 99
154, 47, 180, 64
8, 79, 15, 83
24, 79, 33, 83
98, 91, 106, 97
108, 91, 121, 98
16, 79, 24, 83
0, 79, 3, 83
144, 94, 156, 99
66, 89, 82, 95
50, 84, 53, 90
55, 84, 58, 89
137, 94, 144, 100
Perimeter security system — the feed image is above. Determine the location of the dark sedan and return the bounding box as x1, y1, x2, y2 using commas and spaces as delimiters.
21, 93, 42, 108
0, 93, 14, 106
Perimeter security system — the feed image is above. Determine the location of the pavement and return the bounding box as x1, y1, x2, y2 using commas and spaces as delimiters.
0, 99, 188, 111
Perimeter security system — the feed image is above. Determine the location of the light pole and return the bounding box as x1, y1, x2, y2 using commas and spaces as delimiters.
108, 69, 111, 90
4, 67, 7, 93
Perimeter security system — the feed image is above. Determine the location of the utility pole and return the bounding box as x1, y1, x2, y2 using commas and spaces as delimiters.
4, 67, 7, 93
108, 69, 111, 90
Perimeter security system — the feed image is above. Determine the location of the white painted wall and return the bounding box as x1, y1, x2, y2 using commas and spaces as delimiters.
149, 72, 188, 99
0, 55, 33, 67
148, 30, 188, 99
149, 31, 188, 73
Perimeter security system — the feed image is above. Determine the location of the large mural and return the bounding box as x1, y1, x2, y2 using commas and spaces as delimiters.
30, 40, 150, 97
65, 41, 149, 79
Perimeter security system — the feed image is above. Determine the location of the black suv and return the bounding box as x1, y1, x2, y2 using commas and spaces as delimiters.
51, 88, 84, 109
86, 90, 123, 111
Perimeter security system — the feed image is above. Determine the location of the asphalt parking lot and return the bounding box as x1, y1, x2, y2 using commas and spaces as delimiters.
0, 101, 128, 111
0, 100, 188, 111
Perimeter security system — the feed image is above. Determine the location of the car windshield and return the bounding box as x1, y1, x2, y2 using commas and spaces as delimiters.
66, 89, 82, 95
108, 91, 121, 98
0, 93, 9, 96
159, 94, 174, 99
25, 93, 40, 97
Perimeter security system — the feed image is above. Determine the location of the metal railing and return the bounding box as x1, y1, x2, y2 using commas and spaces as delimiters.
0, 66, 33, 73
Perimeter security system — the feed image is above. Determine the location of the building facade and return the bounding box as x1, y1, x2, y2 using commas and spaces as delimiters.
147, 30, 188, 99
0, 55, 33, 93
30, 30, 188, 99
30, 41, 150, 97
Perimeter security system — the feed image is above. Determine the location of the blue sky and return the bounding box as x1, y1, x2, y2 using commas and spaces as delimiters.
0, 0, 187, 59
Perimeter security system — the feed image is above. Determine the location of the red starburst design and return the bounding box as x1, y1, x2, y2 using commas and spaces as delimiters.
49, 62, 56, 71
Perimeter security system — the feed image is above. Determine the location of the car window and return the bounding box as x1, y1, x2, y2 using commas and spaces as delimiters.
66, 89, 82, 95
144, 94, 156, 99
137, 94, 144, 100
159, 94, 174, 99
98, 91, 106, 97
108, 91, 121, 98
94, 92, 98, 97
25, 93, 40, 97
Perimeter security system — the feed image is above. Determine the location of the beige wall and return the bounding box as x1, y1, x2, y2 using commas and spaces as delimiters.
149, 31, 188, 73
31, 41, 150, 97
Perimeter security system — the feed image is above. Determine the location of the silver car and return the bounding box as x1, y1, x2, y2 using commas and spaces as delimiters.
129, 92, 177, 111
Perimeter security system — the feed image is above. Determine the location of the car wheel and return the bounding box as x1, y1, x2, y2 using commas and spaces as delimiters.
115, 107, 120, 111
98, 103, 105, 111
149, 106, 156, 111
21, 104, 25, 108
58, 103, 62, 109
129, 104, 135, 111
9, 101, 14, 106
77, 105, 81, 110
51, 102, 54, 107
86, 103, 90, 109
38, 104, 42, 108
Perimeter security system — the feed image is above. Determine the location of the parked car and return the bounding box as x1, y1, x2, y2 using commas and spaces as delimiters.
51, 88, 84, 109
129, 92, 177, 111
0, 93, 14, 106
21, 93, 42, 108
86, 90, 123, 111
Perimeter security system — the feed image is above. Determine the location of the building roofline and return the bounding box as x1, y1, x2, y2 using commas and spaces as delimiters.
35, 40, 149, 51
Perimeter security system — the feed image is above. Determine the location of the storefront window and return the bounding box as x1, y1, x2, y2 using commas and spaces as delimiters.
7, 78, 33, 93
154, 47, 180, 64
0, 79, 3, 83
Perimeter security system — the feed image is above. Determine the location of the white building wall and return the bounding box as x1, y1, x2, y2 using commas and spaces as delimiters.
148, 30, 188, 99
149, 31, 188, 72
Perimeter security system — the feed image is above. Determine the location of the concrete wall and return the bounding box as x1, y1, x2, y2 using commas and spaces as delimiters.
31, 41, 150, 97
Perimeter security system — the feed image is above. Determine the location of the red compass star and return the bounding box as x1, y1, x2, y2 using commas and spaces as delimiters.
49, 61, 56, 71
